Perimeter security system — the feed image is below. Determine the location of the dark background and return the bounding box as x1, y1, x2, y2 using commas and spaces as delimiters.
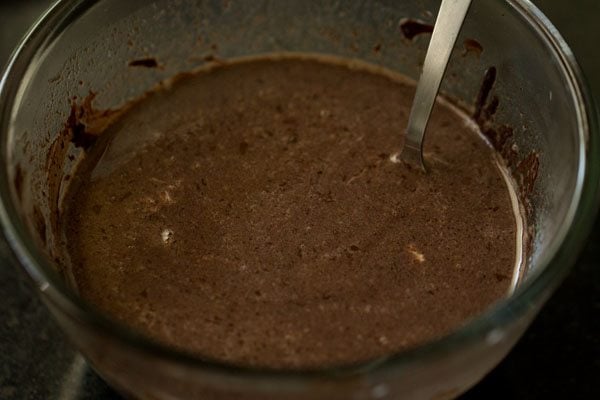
0, 1, 598, 398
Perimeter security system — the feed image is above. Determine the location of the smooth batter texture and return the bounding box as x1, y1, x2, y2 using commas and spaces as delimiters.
61, 56, 517, 369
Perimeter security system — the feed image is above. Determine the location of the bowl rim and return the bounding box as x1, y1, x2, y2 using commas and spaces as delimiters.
0, 0, 598, 383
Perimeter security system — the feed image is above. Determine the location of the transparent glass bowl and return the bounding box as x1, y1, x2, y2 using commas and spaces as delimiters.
0, 1, 598, 399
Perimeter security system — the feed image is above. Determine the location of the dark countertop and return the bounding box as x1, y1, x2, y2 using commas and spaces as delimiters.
1, 1, 598, 398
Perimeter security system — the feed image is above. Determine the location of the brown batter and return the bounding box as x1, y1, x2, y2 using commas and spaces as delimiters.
61, 55, 518, 369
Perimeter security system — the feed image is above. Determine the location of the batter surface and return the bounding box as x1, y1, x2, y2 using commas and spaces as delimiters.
62, 55, 517, 369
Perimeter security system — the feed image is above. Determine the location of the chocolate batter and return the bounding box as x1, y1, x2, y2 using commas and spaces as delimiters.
61, 55, 518, 369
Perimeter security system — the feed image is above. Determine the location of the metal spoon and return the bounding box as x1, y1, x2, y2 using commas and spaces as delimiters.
399, 0, 473, 170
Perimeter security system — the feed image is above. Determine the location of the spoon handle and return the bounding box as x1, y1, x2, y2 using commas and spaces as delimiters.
401, 0, 472, 170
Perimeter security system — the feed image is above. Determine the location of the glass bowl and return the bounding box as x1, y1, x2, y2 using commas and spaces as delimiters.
0, 0, 598, 399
